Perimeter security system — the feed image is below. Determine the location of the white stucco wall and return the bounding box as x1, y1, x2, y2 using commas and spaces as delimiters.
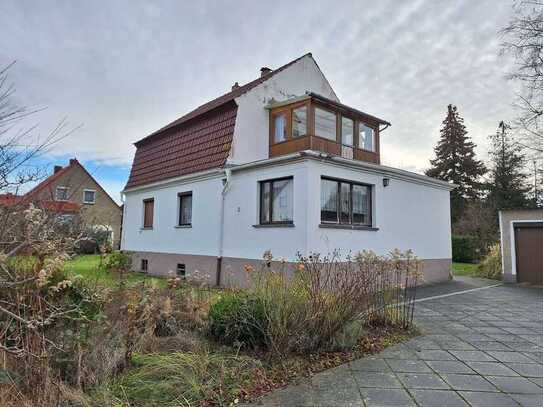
121, 175, 224, 256
222, 161, 309, 261
122, 158, 452, 263
229, 55, 338, 165
305, 160, 452, 260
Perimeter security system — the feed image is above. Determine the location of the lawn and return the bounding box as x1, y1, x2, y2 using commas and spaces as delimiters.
452, 262, 478, 276
65, 254, 166, 288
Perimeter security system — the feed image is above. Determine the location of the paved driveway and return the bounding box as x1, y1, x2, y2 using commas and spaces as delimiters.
252, 280, 543, 406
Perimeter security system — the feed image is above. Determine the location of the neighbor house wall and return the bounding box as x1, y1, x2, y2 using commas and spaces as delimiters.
499, 209, 543, 283
33, 163, 122, 248
230, 55, 338, 165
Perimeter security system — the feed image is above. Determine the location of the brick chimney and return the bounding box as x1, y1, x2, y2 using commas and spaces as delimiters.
260, 67, 272, 77
54, 165, 63, 174
231, 82, 240, 91
69, 158, 78, 166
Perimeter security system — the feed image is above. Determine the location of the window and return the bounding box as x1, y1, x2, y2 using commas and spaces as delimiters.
292, 106, 307, 138
141, 259, 148, 272
341, 117, 354, 146
143, 198, 154, 228
259, 177, 293, 224
56, 187, 69, 201
178, 192, 192, 226
83, 189, 96, 204
315, 107, 337, 141
273, 113, 287, 143
177, 263, 186, 278
320, 178, 372, 226
359, 124, 375, 152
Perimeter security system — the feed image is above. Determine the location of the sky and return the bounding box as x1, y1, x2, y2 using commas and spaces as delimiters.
0, 0, 520, 203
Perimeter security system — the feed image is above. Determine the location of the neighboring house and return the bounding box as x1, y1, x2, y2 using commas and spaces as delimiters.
499, 209, 543, 284
121, 53, 454, 285
21, 158, 122, 248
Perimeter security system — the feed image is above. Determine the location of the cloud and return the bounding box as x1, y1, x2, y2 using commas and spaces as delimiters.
0, 0, 518, 180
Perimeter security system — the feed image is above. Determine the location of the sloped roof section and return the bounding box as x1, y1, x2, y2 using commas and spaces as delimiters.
126, 53, 316, 189
125, 102, 237, 189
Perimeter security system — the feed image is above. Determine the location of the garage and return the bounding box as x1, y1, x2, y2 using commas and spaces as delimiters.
514, 224, 543, 284
500, 209, 543, 284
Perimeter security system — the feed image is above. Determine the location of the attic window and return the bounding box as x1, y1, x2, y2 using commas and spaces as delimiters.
56, 187, 69, 201
83, 189, 96, 204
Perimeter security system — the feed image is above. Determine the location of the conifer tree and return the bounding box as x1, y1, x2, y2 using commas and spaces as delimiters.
487, 121, 531, 212
426, 105, 486, 223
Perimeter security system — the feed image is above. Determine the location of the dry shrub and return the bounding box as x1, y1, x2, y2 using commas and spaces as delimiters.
476, 243, 502, 280
216, 249, 421, 355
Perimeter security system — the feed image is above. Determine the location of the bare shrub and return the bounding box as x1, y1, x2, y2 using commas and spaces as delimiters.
476, 243, 502, 280
242, 249, 421, 354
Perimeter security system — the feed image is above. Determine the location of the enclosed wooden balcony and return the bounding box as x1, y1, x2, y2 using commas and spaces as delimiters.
267, 93, 390, 164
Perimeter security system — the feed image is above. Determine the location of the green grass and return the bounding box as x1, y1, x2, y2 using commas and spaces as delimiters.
65, 255, 166, 288
452, 262, 478, 276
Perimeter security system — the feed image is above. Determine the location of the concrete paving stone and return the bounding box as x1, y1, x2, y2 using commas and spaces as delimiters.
486, 351, 537, 364
379, 346, 419, 360
436, 340, 476, 351
465, 361, 520, 377
426, 360, 474, 374
487, 334, 525, 342
410, 389, 469, 407
386, 359, 432, 373
510, 394, 543, 407
360, 388, 415, 407
507, 363, 543, 378
519, 335, 543, 345
470, 341, 513, 352
504, 342, 543, 353
501, 327, 536, 335
312, 386, 364, 406
473, 326, 508, 334
524, 352, 543, 363
352, 372, 402, 388
349, 357, 390, 372
396, 372, 450, 390
440, 373, 498, 391
459, 391, 520, 407
415, 349, 457, 361
449, 350, 497, 362
405, 338, 442, 351
455, 334, 493, 342
487, 376, 543, 394
529, 377, 543, 386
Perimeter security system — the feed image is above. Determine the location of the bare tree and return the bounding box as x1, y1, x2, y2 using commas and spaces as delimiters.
502, 1, 543, 153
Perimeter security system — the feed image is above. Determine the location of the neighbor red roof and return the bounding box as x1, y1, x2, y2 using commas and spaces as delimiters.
125, 53, 313, 189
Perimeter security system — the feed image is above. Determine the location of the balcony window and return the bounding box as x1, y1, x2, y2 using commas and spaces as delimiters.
315, 107, 337, 141
273, 113, 287, 143
341, 117, 354, 146
320, 178, 372, 226
259, 177, 293, 224
292, 106, 307, 138
359, 124, 375, 152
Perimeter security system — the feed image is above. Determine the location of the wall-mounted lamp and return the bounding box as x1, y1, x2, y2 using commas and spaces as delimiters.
383, 178, 390, 187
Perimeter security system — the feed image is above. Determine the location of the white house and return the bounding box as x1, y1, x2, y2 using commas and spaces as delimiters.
121, 53, 454, 285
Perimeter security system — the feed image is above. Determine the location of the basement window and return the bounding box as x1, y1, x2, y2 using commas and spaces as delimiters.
141, 259, 148, 272
176, 263, 186, 278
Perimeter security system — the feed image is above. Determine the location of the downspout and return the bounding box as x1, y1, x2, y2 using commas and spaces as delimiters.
216, 168, 232, 286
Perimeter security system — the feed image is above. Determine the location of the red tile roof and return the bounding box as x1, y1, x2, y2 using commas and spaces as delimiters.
125, 53, 314, 189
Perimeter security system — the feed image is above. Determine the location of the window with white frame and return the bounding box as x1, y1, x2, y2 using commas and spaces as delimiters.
359, 124, 376, 152
55, 186, 69, 201
83, 189, 96, 204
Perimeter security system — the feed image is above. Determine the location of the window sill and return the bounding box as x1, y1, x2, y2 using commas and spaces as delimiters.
253, 223, 295, 228
140, 227, 153, 231
319, 223, 379, 231
175, 225, 192, 229
83, 202, 95, 205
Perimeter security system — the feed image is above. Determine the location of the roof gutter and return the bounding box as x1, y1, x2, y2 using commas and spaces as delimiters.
229, 151, 456, 191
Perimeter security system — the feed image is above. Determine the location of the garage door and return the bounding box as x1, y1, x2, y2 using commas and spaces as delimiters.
515, 224, 543, 285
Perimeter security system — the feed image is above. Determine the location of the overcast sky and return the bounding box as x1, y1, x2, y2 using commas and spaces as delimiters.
0, 0, 519, 202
